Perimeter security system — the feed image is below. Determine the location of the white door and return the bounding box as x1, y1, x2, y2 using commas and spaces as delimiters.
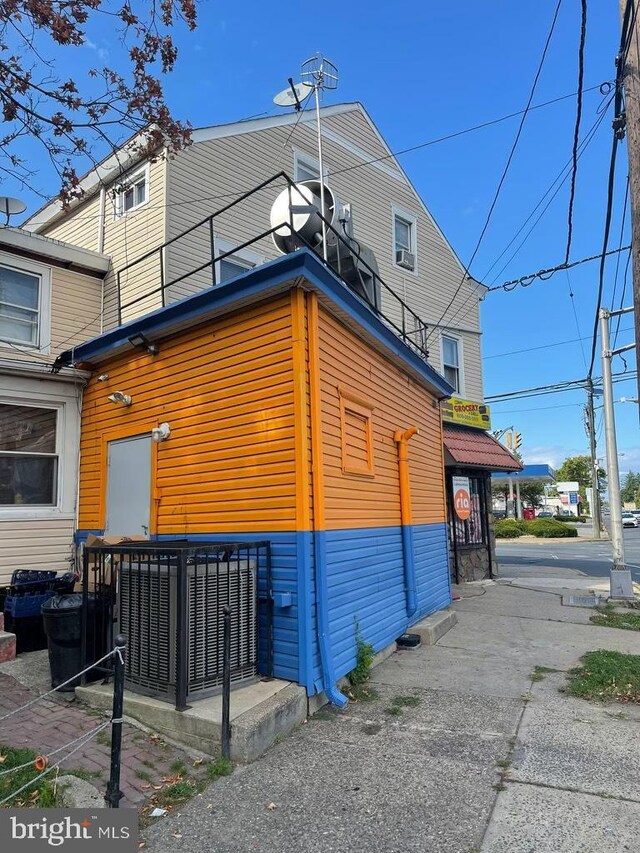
105, 435, 152, 537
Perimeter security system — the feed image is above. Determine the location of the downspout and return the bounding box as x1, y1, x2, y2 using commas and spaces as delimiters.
97, 187, 106, 334
394, 426, 419, 618
308, 292, 348, 708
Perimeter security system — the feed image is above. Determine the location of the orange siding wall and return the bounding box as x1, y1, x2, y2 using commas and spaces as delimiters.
317, 306, 446, 529
77, 296, 297, 533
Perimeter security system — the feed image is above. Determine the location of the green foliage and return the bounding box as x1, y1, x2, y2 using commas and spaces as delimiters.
620, 471, 640, 506
391, 695, 421, 708
206, 757, 233, 780
347, 621, 375, 686
566, 650, 640, 703
494, 519, 526, 538
556, 455, 607, 513
590, 606, 640, 632
0, 745, 60, 807
494, 519, 577, 538
519, 481, 545, 508
525, 519, 578, 538
553, 515, 586, 523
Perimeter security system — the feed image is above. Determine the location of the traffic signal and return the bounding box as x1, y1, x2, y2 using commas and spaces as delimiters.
506, 432, 512, 449
514, 432, 522, 450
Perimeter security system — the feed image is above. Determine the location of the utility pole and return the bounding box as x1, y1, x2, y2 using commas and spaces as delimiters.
600, 307, 635, 598
619, 0, 640, 407
585, 379, 602, 539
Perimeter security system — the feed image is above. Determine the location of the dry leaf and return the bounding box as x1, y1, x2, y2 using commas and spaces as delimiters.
173, 833, 182, 839
266, 802, 277, 811
0, 754, 6, 764
193, 758, 204, 766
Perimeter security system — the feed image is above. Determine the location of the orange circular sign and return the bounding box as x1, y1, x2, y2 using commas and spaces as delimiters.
454, 488, 471, 520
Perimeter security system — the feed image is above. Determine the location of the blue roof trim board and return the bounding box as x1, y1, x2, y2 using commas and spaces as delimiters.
493, 464, 557, 482
58, 249, 453, 398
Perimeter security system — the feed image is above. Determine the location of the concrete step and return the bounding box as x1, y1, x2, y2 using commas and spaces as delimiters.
0, 630, 17, 663
0, 611, 4, 631
76, 678, 306, 763
411, 607, 458, 645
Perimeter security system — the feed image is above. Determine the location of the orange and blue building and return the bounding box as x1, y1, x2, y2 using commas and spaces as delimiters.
60, 249, 454, 705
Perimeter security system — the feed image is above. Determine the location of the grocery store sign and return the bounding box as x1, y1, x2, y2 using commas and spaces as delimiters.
441, 397, 491, 431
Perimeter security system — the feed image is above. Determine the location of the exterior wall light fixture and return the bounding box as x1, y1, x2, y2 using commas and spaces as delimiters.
151, 422, 171, 443
128, 332, 158, 355
107, 392, 132, 407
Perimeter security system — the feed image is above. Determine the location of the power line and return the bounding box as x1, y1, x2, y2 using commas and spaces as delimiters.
483, 100, 611, 285
426, 0, 564, 346
487, 244, 630, 293
586, 0, 634, 378
487, 369, 638, 402
565, 268, 588, 371
25, 82, 612, 227
564, 0, 588, 265
483, 326, 634, 359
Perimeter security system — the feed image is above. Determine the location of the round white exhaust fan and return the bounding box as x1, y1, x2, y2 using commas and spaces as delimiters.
270, 180, 338, 254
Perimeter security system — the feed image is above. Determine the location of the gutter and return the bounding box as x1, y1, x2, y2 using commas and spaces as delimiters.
307, 291, 347, 708
394, 426, 419, 618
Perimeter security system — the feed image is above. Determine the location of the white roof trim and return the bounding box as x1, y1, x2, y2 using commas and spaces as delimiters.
23, 131, 154, 233
190, 103, 358, 143
0, 357, 90, 382
0, 226, 109, 273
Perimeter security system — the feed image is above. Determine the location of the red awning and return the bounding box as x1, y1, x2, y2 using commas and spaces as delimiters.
443, 424, 523, 472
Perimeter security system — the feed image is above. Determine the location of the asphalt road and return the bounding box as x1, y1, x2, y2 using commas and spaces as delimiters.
496, 526, 640, 581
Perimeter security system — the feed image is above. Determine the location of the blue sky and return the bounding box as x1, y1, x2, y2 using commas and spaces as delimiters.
4, 1, 638, 477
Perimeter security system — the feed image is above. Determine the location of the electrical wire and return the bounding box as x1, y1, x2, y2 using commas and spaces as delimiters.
488, 244, 629, 293
586, 0, 634, 379
486, 369, 638, 402
565, 268, 588, 371
564, 0, 588, 265
484, 326, 634, 359
425, 0, 564, 346
25, 82, 611, 227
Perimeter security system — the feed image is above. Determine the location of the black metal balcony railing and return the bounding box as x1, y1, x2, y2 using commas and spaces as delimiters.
81, 540, 272, 710
116, 171, 430, 360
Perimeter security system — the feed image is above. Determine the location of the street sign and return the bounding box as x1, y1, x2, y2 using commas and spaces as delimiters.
569, 493, 578, 504
452, 476, 471, 520
556, 481, 580, 492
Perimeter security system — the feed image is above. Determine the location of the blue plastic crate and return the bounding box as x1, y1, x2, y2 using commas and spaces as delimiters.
9, 570, 58, 594
4, 590, 56, 618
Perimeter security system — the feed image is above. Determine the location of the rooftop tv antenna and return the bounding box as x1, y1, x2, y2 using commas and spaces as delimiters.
273, 54, 339, 260
0, 196, 27, 226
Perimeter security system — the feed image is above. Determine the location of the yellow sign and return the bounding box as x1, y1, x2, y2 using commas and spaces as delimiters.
441, 396, 491, 430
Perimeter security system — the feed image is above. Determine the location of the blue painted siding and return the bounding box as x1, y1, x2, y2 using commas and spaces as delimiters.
320, 522, 450, 687
77, 522, 450, 696
76, 528, 300, 684
411, 522, 452, 620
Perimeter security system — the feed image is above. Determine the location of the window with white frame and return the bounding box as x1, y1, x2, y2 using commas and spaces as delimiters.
114, 165, 148, 217
392, 206, 417, 272
441, 334, 463, 393
214, 237, 264, 284
293, 150, 325, 183
0, 256, 50, 350
0, 404, 58, 506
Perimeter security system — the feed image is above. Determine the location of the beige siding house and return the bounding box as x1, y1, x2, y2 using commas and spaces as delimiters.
0, 228, 108, 584
24, 102, 485, 403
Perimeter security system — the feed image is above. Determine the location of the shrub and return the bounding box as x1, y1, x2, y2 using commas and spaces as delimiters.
494, 519, 525, 538
553, 515, 586, 523
524, 519, 577, 538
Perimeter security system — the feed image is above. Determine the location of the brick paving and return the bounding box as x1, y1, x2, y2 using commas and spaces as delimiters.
0, 671, 203, 808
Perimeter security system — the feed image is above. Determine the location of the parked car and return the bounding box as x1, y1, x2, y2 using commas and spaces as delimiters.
622, 512, 639, 528
536, 511, 554, 518
492, 510, 506, 520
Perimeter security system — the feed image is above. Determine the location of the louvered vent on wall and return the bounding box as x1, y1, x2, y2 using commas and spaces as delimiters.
119, 559, 257, 700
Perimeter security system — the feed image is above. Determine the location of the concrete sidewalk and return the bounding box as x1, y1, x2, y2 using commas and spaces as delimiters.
142, 583, 640, 852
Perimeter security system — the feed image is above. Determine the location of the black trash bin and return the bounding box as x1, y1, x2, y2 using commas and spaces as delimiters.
41, 594, 107, 691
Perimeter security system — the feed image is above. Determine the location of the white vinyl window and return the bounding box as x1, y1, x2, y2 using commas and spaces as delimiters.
293, 149, 327, 183
391, 205, 417, 273
0, 255, 51, 351
114, 165, 148, 217
0, 404, 58, 506
214, 238, 264, 284
441, 334, 463, 394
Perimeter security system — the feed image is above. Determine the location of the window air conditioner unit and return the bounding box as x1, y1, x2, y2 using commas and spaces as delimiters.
396, 249, 415, 270
118, 557, 257, 699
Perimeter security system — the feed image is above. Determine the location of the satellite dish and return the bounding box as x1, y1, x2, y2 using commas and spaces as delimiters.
0, 196, 27, 224
273, 79, 312, 110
